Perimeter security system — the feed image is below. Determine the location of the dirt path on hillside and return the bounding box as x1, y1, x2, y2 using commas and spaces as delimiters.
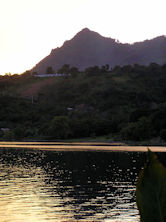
19, 78, 56, 98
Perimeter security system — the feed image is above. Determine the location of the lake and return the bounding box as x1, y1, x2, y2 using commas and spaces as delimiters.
0, 143, 166, 222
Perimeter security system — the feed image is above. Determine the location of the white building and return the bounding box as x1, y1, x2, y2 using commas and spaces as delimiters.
34, 73, 70, 78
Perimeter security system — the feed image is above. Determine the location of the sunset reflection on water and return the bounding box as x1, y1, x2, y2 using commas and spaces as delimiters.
0, 146, 154, 221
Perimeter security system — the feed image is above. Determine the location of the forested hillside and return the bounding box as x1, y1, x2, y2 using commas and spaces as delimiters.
1, 63, 166, 143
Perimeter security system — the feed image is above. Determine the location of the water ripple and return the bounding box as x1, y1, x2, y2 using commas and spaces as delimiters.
0, 147, 154, 221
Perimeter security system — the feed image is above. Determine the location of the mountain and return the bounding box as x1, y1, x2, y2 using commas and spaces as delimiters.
32, 28, 166, 73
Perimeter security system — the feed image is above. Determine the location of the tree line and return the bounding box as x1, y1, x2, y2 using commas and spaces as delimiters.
1, 63, 166, 143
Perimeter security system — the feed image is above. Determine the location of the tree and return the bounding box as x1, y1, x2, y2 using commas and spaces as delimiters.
101, 64, 109, 73
47, 116, 71, 139
120, 117, 153, 141
70, 66, 79, 76
46, 66, 54, 74
85, 66, 101, 75
58, 64, 70, 74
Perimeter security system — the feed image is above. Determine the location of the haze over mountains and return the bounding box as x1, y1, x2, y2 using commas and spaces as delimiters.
32, 28, 166, 73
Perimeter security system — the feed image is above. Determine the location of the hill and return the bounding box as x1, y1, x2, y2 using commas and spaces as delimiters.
1, 63, 166, 143
32, 28, 166, 73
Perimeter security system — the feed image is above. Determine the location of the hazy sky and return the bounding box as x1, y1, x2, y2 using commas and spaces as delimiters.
0, 0, 166, 74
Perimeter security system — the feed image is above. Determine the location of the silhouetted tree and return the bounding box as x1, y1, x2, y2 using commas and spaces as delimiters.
58, 64, 70, 74
70, 66, 79, 76
85, 66, 101, 75
46, 66, 54, 74
47, 116, 71, 139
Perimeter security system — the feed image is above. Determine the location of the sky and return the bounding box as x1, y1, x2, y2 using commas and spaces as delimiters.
0, 0, 166, 75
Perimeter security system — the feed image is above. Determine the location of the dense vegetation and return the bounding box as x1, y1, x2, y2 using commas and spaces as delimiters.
1, 63, 166, 143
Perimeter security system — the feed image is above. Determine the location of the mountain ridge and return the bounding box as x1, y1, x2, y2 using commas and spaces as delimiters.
32, 28, 166, 73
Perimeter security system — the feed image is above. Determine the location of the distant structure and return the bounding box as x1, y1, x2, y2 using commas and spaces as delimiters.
1, 128, 10, 132
34, 73, 70, 78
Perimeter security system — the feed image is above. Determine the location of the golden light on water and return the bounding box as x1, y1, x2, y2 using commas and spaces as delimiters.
0, 145, 141, 221
0, 142, 165, 152
0, 164, 75, 222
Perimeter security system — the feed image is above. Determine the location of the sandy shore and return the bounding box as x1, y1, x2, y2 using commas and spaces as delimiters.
0, 142, 165, 152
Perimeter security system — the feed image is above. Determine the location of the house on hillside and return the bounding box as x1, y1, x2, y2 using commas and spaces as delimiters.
1, 128, 10, 132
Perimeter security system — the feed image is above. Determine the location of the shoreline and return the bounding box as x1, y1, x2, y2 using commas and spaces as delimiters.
0, 142, 166, 152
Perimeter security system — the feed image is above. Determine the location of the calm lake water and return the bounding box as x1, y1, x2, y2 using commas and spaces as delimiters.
0, 145, 166, 222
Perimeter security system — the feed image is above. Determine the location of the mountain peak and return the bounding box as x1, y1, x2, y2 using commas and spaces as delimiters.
80, 28, 92, 33
72, 27, 104, 42
32, 29, 166, 73
74, 27, 102, 38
